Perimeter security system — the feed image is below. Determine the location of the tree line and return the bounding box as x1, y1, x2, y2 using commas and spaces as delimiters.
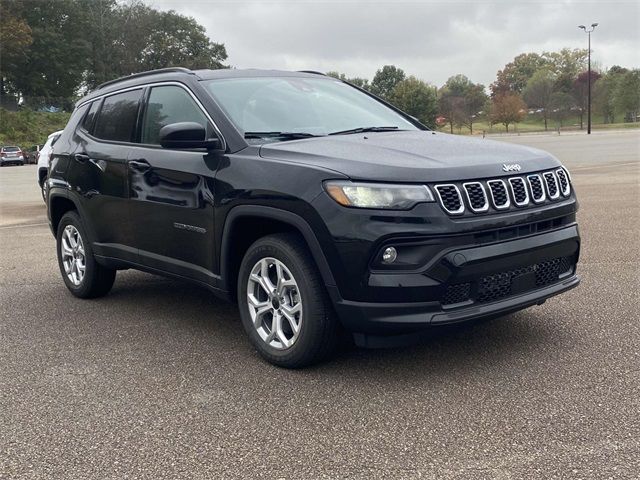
1, 0, 227, 109
330, 49, 639, 133
1, 0, 638, 133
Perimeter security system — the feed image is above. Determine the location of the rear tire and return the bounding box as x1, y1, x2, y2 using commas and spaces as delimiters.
56, 211, 116, 298
237, 233, 338, 368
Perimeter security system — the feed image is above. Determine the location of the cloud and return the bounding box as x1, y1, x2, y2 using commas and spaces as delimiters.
149, 0, 640, 86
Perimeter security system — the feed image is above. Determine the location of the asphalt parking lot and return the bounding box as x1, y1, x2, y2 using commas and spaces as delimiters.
1, 130, 639, 479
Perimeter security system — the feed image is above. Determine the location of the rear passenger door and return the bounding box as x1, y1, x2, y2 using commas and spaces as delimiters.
71, 88, 144, 262
128, 84, 222, 285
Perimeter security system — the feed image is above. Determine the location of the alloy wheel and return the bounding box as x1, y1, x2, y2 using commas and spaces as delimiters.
61, 225, 86, 286
246, 257, 302, 350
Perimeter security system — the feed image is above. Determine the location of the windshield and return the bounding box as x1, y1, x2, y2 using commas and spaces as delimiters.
3, 146, 19, 152
203, 76, 419, 141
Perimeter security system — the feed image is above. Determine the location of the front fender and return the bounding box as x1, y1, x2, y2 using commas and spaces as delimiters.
219, 205, 337, 292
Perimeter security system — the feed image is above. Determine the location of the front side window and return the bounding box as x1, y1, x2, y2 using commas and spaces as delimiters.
203, 76, 418, 141
141, 85, 210, 145
93, 89, 143, 142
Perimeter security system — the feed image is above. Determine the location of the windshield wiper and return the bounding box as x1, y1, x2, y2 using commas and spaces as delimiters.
328, 126, 402, 136
244, 131, 322, 140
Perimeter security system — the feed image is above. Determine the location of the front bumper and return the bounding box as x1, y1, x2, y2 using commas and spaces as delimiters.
329, 224, 580, 335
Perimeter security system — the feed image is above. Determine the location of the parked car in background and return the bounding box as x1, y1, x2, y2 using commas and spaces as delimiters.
26, 144, 44, 164
37, 131, 63, 199
0, 146, 25, 166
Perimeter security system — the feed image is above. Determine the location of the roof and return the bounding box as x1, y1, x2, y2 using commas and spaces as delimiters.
78, 68, 329, 106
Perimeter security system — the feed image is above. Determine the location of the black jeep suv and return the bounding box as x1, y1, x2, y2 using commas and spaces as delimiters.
48, 67, 580, 367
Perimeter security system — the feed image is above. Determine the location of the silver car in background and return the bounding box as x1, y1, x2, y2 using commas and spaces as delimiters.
0, 146, 25, 166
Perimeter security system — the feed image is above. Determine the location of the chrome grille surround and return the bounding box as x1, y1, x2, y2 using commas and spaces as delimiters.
543, 171, 560, 200
487, 179, 510, 210
462, 182, 489, 212
433, 169, 572, 216
526, 174, 546, 204
434, 184, 465, 215
508, 177, 530, 207
555, 168, 571, 196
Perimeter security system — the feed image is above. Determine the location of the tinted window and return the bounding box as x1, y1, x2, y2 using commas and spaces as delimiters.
93, 89, 142, 142
3, 146, 19, 152
141, 86, 210, 145
82, 100, 101, 132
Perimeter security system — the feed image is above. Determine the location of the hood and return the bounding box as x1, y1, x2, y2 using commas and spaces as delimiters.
259, 131, 561, 182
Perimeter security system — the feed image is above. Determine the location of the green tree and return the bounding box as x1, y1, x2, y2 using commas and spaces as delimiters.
593, 66, 628, 123
370, 65, 406, 99
490, 53, 548, 96
549, 91, 575, 128
438, 74, 487, 134
3, 0, 91, 108
0, 2, 32, 106
388, 76, 437, 128
1, 0, 229, 103
81, 1, 227, 89
438, 91, 464, 134
572, 70, 601, 129
543, 48, 588, 93
326, 71, 370, 90
613, 69, 640, 122
489, 93, 526, 133
139, 9, 227, 71
523, 70, 556, 131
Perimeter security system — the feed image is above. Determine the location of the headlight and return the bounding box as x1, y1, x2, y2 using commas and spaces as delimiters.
324, 181, 434, 210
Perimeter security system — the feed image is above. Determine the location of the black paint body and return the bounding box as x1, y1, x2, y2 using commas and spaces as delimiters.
48, 69, 580, 338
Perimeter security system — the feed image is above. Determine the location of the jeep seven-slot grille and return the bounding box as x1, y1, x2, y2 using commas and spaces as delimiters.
433, 169, 571, 216
441, 257, 574, 306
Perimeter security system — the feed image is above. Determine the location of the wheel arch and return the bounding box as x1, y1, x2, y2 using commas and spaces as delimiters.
48, 192, 99, 246
220, 206, 336, 301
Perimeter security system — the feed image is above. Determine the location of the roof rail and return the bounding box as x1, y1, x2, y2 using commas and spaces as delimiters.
297, 70, 327, 76
96, 67, 195, 90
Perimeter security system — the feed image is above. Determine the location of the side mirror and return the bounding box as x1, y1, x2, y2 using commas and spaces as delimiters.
159, 122, 222, 150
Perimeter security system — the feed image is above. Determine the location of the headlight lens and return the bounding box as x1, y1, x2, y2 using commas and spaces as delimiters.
324, 181, 434, 210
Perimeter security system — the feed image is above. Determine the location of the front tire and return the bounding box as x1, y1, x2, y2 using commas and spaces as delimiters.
56, 211, 116, 298
237, 233, 338, 368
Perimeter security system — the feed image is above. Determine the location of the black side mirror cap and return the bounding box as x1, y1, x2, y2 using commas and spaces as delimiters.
159, 122, 222, 150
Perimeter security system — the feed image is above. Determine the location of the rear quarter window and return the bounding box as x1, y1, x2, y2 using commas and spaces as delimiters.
81, 100, 101, 133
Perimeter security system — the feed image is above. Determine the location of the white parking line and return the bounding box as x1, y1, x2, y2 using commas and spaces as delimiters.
571, 161, 639, 171
0, 222, 48, 230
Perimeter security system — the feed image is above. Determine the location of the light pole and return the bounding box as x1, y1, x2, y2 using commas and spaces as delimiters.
578, 23, 598, 134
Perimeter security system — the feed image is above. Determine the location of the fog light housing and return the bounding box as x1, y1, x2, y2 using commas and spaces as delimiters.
382, 247, 398, 264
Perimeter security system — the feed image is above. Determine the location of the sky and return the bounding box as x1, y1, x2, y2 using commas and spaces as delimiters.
150, 0, 640, 87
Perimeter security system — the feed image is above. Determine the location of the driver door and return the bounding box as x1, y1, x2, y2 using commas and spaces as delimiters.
128, 84, 223, 285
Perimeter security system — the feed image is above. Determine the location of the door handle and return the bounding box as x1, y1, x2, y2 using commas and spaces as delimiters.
129, 159, 151, 172
74, 153, 90, 163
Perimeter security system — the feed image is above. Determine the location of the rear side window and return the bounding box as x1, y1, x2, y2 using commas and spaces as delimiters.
82, 100, 101, 133
141, 85, 210, 145
93, 89, 143, 142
